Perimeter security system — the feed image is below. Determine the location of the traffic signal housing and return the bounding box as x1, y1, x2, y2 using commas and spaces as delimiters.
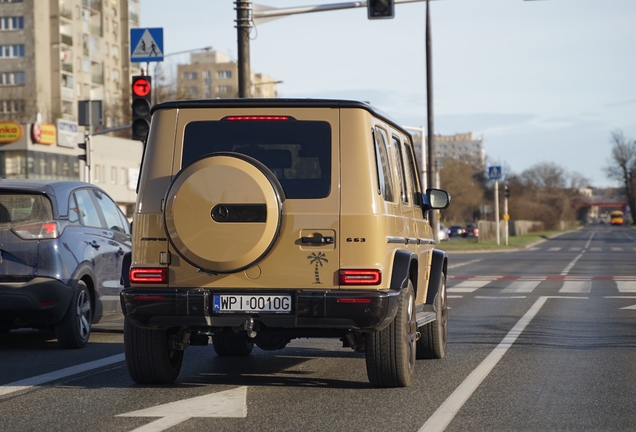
368, 0, 394, 19
131, 75, 152, 141
78, 142, 88, 163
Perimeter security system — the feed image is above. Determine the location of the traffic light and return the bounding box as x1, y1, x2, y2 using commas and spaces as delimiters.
78, 142, 87, 162
131, 75, 152, 141
504, 185, 510, 198
368, 0, 394, 19
78, 132, 90, 165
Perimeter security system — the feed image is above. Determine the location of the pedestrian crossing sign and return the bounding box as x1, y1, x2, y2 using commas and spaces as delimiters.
130, 28, 164, 62
488, 166, 502, 180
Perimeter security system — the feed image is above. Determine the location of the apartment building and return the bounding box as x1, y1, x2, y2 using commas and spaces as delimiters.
0, 0, 141, 213
177, 50, 279, 99
428, 132, 485, 167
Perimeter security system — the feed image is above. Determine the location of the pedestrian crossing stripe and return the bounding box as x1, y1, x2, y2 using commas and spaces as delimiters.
448, 275, 636, 281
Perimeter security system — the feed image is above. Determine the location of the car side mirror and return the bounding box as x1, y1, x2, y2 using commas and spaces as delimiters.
421, 188, 451, 212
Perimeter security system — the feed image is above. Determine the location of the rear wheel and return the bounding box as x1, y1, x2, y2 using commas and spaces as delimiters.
212, 334, 254, 356
417, 274, 448, 359
55, 280, 91, 349
365, 281, 416, 388
124, 319, 184, 384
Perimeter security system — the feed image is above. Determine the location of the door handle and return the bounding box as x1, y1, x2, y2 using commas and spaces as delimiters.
301, 234, 334, 245
117, 247, 125, 256
89, 240, 100, 249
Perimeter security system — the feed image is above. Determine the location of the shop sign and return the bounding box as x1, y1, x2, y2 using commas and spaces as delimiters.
57, 119, 79, 148
0, 121, 24, 144
32, 122, 56, 145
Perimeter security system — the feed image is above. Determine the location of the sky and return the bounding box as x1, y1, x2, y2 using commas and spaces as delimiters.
139, 0, 636, 188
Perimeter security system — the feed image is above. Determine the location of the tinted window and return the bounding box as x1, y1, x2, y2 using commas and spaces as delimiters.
183, 119, 331, 199
74, 189, 102, 228
391, 136, 408, 204
0, 194, 52, 226
68, 194, 79, 224
93, 189, 129, 234
373, 127, 394, 202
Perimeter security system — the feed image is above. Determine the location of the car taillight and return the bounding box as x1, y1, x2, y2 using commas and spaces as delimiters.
130, 268, 168, 283
339, 269, 382, 285
12, 221, 60, 240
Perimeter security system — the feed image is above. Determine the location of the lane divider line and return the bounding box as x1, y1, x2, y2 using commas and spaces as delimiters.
418, 296, 587, 432
0, 353, 125, 397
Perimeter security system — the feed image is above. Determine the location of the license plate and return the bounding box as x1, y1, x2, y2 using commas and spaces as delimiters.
213, 294, 292, 314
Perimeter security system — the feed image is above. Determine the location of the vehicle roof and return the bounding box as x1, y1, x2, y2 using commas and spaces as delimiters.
0, 180, 96, 218
151, 98, 412, 139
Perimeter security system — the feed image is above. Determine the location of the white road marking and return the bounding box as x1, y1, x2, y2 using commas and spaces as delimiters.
590, 247, 602, 252
501, 280, 541, 294
475, 296, 526, 299
612, 247, 624, 252
419, 296, 587, 432
548, 247, 561, 251
118, 386, 248, 432
0, 354, 125, 396
526, 247, 540, 251
448, 258, 484, 269
569, 247, 581, 252
559, 281, 592, 293
447, 280, 490, 293
616, 281, 636, 293
621, 304, 636, 310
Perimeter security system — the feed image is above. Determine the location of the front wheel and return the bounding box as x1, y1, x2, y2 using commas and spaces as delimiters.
417, 274, 448, 359
124, 319, 184, 384
55, 280, 91, 349
365, 281, 417, 388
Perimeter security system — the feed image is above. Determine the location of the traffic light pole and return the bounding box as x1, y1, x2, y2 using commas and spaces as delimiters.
236, 0, 252, 98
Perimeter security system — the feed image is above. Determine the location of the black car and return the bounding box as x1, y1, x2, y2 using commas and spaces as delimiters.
0, 181, 131, 348
448, 224, 465, 237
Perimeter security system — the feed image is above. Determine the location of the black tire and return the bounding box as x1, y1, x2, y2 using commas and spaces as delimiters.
212, 334, 254, 356
124, 318, 184, 384
365, 281, 417, 388
417, 274, 448, 359
55, 280, 91, 349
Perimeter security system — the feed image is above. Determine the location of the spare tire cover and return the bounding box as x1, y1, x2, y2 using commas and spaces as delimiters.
164, 153, 283, 273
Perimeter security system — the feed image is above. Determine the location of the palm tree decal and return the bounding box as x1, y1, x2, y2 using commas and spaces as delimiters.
308, 252, 328, 284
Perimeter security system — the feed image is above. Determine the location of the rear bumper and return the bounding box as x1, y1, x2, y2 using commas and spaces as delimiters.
0, 277, 72, 327
121, 288, 401, 332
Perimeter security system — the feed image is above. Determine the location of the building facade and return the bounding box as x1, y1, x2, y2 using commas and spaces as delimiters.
429, 132, 485, 167
0, 0, 141, 213
176, 51, 279, 99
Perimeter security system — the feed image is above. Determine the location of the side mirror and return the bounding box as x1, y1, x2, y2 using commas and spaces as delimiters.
421, 188, 451, 211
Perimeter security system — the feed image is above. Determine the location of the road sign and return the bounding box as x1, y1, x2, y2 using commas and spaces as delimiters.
132, 77, 151, 97
488, 166, 502, 180
130, 28, 164, 62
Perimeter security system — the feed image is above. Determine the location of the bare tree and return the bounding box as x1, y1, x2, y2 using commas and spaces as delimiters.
604, 130, 636, 224
439, 158, 485, 224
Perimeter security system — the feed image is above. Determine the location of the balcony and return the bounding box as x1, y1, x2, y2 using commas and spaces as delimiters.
92, 74, 103, 85
82, 0, 102, 12
61, 34, 73, 46
61, 62, 73, 73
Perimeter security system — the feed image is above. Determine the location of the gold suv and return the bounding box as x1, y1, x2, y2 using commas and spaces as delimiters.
121, 99, 451, 388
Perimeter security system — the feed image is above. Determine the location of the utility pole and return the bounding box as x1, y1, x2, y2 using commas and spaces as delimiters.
425, 0, 438, 242
494, 180, 500, 245
504, 185, 509, 246
236, 0, 252, 98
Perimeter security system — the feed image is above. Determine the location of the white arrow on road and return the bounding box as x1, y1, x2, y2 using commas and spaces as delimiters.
118, 386, 247, 432
621, 304, 636, 310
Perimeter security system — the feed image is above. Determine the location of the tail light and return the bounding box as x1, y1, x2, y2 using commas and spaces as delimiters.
224, 116, 290, 121
339, 269, 382, 286
12, 221, 61, 240
130, 267, 168, 283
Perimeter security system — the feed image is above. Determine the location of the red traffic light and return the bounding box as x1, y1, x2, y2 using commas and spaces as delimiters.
132, 78, 151, 97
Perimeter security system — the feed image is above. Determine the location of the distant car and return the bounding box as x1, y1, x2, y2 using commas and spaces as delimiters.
0, 180, 131, 348
448, 225, 465, 237
464, 223, 479, 238
438, 223, 449, 241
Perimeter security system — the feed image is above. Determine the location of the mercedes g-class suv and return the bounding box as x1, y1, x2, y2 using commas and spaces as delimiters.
121, 99, 450, 388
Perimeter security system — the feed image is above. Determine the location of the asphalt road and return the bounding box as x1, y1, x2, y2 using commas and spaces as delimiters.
1, 224, 635, 432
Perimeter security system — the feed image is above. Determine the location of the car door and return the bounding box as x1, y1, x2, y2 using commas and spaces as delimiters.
73, 188, 118, 319
90, 188, 131, 318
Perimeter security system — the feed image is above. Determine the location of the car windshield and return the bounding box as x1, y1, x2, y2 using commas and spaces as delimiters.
0, 194, 53, 228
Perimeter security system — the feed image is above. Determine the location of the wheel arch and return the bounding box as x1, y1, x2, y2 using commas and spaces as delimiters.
426, 249, 447, 305
390, 249, 418, 294
70, 264, 97, 321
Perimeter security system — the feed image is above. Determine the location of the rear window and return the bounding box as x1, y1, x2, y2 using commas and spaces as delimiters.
183, 118, 332, 199
0, 194, 53, 227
